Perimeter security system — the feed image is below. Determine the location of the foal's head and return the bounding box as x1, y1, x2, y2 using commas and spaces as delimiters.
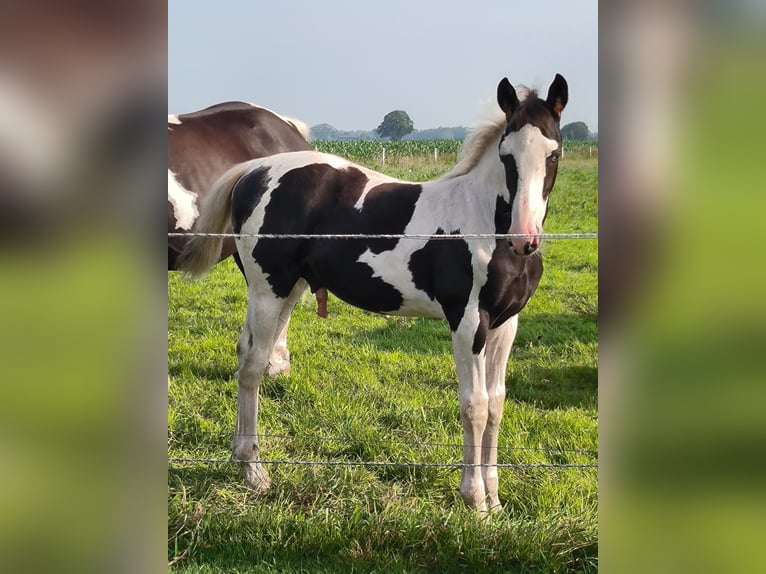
497, 74, 568, 256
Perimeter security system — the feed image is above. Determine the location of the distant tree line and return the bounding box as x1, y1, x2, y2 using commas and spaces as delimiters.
311, 113, 595, 142
311, 124, 469, 141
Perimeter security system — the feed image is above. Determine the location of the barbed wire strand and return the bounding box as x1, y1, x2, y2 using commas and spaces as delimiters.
168, 430, 597, 456
169, 232, 597, 240
168, 457, 596, 469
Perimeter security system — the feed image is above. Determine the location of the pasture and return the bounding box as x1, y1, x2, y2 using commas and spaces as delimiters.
168, 148, 598, 573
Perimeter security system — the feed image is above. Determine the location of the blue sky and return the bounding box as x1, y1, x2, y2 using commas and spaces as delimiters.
169, 1, 597, 132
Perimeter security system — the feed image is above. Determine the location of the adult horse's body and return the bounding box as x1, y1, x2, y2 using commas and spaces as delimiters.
168, 101, 312, 375
178, 75, 568, 513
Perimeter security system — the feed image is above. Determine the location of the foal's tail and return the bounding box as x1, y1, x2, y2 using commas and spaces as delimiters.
176, 160, 257, 279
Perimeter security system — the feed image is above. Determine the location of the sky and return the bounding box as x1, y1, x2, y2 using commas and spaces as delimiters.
169, 1, 598, 132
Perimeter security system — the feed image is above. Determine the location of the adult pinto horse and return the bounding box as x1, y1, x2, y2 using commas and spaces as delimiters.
179, 75, 568, 513
168, 101, 313, 375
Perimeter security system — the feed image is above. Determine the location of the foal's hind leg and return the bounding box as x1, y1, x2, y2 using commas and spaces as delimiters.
482, 315, 518, 513
233, 289, 285, 492
231, 251, 291, 378
266, 280, 307, 377
267, 320, 292, 377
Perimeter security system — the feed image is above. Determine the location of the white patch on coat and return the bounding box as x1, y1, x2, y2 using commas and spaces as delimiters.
168, 114, 181, 125
499, 124, 558, 238
168, 169, 198, 230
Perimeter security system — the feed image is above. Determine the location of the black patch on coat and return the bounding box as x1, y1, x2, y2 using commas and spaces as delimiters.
231, 166, 271, 233
494, 195, 512, 235
408, 228, 473, 332
472, 310, 490, 355
474, 241, 543, 354
246, 161, 423, 312
472, 245, 543, 355
471, 240, 543, 354
499, 154, 519, 211
361, 183, 423, 253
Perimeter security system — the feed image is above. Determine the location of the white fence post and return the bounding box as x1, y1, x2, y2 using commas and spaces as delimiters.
434, 147, 438, 163
381, 148, 386, 165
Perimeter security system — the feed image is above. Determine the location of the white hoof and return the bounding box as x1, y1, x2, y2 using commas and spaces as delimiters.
241, 463, 271, 494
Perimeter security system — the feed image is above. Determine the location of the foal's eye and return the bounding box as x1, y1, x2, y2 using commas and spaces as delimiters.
548, 152, 560, 164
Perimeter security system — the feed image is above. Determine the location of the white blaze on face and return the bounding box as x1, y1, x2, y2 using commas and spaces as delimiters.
499, 124, 559, 252
168, 169, 198, 230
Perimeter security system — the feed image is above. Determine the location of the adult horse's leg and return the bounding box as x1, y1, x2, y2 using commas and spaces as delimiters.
481, 315, 518, 513
452, 308, 489, 513
233, 288, 285, 492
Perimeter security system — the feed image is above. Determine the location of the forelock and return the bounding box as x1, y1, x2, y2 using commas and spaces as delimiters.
504, 93, 561, 140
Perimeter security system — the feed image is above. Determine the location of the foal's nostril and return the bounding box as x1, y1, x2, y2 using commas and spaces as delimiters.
524, 241, 538, 255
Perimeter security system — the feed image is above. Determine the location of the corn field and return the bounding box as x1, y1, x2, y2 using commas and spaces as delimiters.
313, 139, 597, 165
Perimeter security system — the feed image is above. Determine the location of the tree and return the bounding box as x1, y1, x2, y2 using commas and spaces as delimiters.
561, 121, 590, 141
376, 110, 414, 141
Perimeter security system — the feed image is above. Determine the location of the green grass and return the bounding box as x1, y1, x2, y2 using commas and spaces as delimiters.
168, 156, 598, 573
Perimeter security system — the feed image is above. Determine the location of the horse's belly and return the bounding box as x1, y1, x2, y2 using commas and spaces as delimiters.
307, 260, 444, 320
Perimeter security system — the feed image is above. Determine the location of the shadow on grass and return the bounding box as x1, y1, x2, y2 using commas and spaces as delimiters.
349, 316, 452, 356
170, 362, 237, 383
348, 312, 596, 355
516, 312, 597, 347
507, 364, 597, 410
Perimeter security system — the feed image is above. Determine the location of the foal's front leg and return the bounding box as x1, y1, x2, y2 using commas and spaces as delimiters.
452, 314, 489, 512
482, 315, 518, 512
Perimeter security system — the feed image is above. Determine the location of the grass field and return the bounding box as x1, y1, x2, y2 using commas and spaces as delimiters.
168, 152, 598, 573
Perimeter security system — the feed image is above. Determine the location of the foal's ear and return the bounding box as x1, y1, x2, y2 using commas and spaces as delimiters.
546, 74, 568, 118
497, 77, 519, 120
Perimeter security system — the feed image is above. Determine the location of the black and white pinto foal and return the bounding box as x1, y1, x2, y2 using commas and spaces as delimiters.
179, 75, 568, 513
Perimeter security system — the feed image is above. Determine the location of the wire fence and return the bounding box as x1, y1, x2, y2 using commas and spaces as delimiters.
168, 231, 597, 240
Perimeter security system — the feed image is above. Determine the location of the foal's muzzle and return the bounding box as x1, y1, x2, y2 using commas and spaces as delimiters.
509, 234, 540, 256
523, 240, 539, 255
